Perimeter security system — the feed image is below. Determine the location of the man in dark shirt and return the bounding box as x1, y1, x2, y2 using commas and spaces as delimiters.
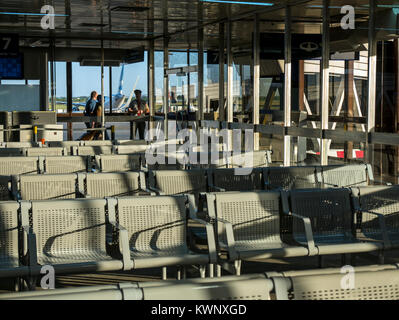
128, 90, 149, 140
84, 91, 98, 129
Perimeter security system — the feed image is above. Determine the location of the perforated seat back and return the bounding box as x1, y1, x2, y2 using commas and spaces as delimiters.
214, 192, 282, 246
0, 176, 11, 200
116, 145, 148, 154
267, 167, 317, 190
32, 199, 108, 262
77, 146, 113, 156
48, 141, 80, 149
189, 152, 227, 169
0, 148, 25, 157
98, 155, 141, 172
45, 156, 88, 174
26, 148, 64, 157
0, 157, 38, 175
152, 170, 207, 195
358, 186, 399, 240
291, 270, 399, 300
117, 196, 188, 255
322, 165, 368, 188
21, 174, 77, 200
213, 169, 263, 191
290, 189, 354, 244
82, 141, 113, 146
86, 172, 140, 198
0, 202, 19, 268
228, 151, 268, 168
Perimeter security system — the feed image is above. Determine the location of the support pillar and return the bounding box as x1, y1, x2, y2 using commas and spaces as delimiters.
284, 5, 292, 166
320, 0, 330, 166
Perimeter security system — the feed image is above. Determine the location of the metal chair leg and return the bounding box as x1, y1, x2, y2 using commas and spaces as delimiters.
199, 265, 206, 279
208, 264, 214, 278
216, 264, 222, 277
162, 267, 167, 280
234, 260, 242, 276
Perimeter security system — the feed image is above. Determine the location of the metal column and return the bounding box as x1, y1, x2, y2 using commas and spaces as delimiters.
109, 66, 113, 113
320, 0, 330, 166
219, 23, 225, 122
226, 20, 233, 151
253, 14, 260, 151
198, 1, 204, 127
367, 0, 377, 166
101, 40, 105, 140
66, 62, 73, 141
148, 40, 155, 131
163, 1, 169, 139
344, 60, 354, 162
284, 6, 292, 166
40, 51, 49, 111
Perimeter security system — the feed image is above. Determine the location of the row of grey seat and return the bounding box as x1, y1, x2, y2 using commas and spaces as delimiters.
0, 195, 216, 279
1, 186, 398, 280
2, 264, 399, 300
2, 164, 375, 201
0, 150, 272, 176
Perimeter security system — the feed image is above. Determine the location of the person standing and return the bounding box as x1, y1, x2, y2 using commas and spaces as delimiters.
84, 91, 98, 129
128, 89, 149, 140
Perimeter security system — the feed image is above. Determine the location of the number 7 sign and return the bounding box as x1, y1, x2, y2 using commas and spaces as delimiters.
0, 34, 19, 53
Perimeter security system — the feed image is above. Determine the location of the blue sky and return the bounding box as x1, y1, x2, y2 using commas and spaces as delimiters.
54, 53, 149, 98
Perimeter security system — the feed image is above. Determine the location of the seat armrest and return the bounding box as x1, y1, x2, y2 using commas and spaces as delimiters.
210, 216, 238, 261
284, 211, 318, 256
357, 209, 392, 249
108, 221, 133, 270
190, 218, 218, 264
208, 183, 225, 192
22, 225, 38, 267
148, 186, 165, 196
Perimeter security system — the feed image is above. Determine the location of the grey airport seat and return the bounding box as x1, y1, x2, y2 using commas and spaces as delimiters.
0, 176, 12, 200
117, 140, 148, 146
75, 146, 113, 156
19, 174, 81, 200
25, 147, 67, 157
0, 274, 275, 300
113, 145, 148, 154
353, 185, 399, 248
81, 140, 113, 147
265, 166, 320, 190
321, 164, 373, 188
287, 188, 384, 258
227, 150, 270, 168
85, 172, 148, 198
148, 169, 207, 195
208, 168, 264, 192
1, 142, 41, 148
0, 148, 25, 157
44, 156, 89, 174
146, 152, 187, 170
0, 202, 30, 278
27, 199, 125, 274
279, 268, 399, 300
47, 141, 80, 149
114, 195, 216, 270
95, 154, 142, 172
0, 157, 39, 175
188, 152, 228, 169
206, 191, 311, 275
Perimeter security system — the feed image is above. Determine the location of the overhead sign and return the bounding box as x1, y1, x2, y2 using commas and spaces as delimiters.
260, 33, 359, 61
0, 34, 19, 55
